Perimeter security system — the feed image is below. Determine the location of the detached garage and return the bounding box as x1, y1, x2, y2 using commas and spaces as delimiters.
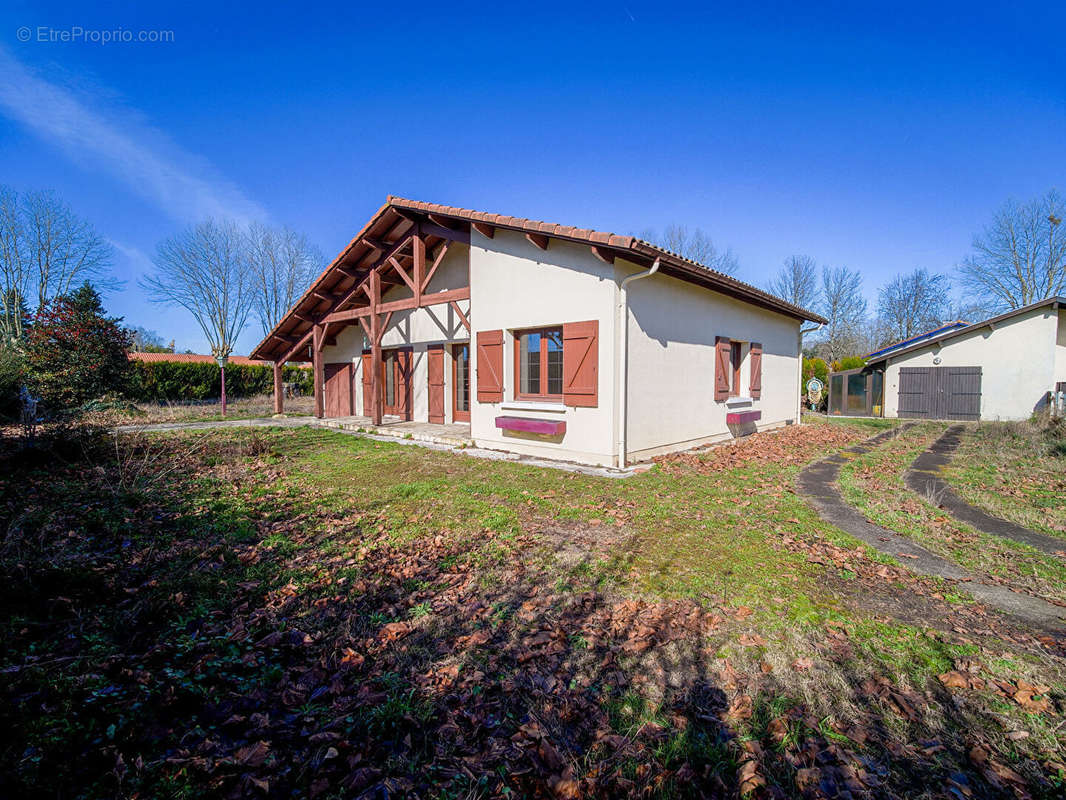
830, 297, 1066, 422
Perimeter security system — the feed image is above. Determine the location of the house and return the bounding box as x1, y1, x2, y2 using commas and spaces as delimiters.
250, 198, 825, 467
828, 297, 1066, 420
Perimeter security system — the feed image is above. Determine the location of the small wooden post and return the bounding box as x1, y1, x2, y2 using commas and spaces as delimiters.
412, 231, 425, 306
273, 361, 284, 415
312, 324, 325, 419
370, 270, 383, 426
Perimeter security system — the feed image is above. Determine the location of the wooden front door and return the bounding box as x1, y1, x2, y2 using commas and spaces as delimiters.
323, 362, 353, 418
427, 344, 445, 424
382, 348, 412, 419
451, 342, 470, 422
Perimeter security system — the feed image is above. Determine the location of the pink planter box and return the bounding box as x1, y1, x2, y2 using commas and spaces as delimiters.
726, 410, 761, 425
494, 416, 566, 435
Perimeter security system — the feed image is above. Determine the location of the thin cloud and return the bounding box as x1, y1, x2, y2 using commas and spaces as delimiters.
0, 46, 267, 225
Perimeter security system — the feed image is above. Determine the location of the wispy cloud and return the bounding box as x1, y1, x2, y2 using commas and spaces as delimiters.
0, 46, 267, 225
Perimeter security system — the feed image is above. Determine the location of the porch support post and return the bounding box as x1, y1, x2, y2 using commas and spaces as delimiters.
411, 231, 425, 306
370, 269, 383, 426
312, 324, 325, 419
273, 361, 284, 415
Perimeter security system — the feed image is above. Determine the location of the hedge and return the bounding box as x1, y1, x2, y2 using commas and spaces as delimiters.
125, 361, 313, 402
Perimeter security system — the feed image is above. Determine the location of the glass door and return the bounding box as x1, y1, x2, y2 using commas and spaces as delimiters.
452, 343, 470, 422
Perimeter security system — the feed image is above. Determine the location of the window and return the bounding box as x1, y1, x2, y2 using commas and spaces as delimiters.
730, 341, 743, 397
515, 327, 564, 400
452, 343, 470, 422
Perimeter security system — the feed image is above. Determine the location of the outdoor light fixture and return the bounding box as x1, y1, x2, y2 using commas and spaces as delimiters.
216, 354, 229, 417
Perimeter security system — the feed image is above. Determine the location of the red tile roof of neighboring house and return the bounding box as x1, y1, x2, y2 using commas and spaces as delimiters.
128, 352, 309, 367
251, 197, 827, 361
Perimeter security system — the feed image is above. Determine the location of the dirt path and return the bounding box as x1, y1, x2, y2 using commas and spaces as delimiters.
797, 425, 1066, 631
906, 425, 1066, 556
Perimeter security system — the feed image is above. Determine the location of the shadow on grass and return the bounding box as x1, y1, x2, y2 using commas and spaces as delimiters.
0, 428, 1063, 799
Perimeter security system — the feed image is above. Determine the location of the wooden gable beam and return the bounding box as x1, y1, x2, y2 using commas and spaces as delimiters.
526, 232, 549, 251
472, 221, 495, 239
325, 287, 470, 324
387, 255, 418, 294
450, 301, 470, 332
421, 241, 451, 291
280, 327, 314, 363
590, 245, 614, 264
427, 213, 456, 230
420, 220, 470, 245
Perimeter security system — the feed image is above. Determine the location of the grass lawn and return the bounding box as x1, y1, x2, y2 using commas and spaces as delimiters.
85, 393, 315, 426
2, 418, 1065, 798
939, 420, 1066, 539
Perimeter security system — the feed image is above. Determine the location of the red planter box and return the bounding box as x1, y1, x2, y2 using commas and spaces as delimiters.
726, 410, 761, 425
494, 416, 566, 435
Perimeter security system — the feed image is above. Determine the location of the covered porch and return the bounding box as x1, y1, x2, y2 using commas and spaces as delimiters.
252, 200, 474, 424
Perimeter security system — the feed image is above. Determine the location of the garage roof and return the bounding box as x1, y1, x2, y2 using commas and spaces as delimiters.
865, 296, 1065, 365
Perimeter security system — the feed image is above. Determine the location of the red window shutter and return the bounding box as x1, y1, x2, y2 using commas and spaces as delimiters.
476, 330, 504, 403
361, 349, 373, 416
749, 342, 763, 399
714, 337, 731, 401
562, 320, 598, 407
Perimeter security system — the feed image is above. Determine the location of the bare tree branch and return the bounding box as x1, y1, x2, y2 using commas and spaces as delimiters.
816, 266, 867, 362
0, 185, 113, 339
959, 189, 1066, 312
638, 224, 740, 275
768, 255, 818, 309
247, 222, 323, 335
877, 268, 951, 342
141, 219, 253, 360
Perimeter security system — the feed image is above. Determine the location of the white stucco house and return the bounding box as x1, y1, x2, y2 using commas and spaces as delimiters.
828, 297, 1066, 421
251, 198, 825, 467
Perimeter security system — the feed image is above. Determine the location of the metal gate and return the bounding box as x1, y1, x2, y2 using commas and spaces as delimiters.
897, 366, 981, 420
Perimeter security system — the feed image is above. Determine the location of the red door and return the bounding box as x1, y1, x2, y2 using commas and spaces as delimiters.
361, 350, 373, 416
382, 348, 412, 419
323, 363, 353, 418
427, 344, 445, 424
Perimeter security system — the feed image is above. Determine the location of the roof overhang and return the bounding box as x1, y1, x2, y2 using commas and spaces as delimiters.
251, 197, 827, 361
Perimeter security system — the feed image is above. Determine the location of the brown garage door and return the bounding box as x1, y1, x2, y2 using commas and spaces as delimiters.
898, 366, 981, 420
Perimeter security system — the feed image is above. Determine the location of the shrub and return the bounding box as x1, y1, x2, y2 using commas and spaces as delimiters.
23, 283, 132, 413
830, 356, 866, 372
124, 360, 312, 402
0, 342, 23, 421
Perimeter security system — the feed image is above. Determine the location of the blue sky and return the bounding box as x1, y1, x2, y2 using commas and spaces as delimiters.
1, 1, 1063, 354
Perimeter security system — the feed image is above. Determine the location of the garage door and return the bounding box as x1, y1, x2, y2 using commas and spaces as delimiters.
898, 366, 981, 420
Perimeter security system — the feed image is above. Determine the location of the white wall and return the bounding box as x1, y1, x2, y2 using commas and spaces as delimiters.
468, 229, 619, 466
1055, 308, 1066, 387
882, 305, 1059, 420
318, 243, 471, 422
623, 266, 801, 459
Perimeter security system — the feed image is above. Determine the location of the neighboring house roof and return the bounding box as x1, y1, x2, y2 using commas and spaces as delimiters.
128, 352, 310, 367
250, 197, 826, 361
864, 297, 1066, 365
865, 320, 970, 360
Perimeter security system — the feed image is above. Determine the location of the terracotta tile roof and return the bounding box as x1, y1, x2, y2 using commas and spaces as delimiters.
251, 197, 827, 360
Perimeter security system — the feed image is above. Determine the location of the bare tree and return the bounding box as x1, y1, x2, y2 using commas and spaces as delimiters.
141, 219, 253, 360
768, 254, 818, 309
877, 268, 950, 342
639, 225, 740, 275
247, 222, 323, 335
0, 185, 112, 338
817, 265, 867, 362
960, 189, 1066, 312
